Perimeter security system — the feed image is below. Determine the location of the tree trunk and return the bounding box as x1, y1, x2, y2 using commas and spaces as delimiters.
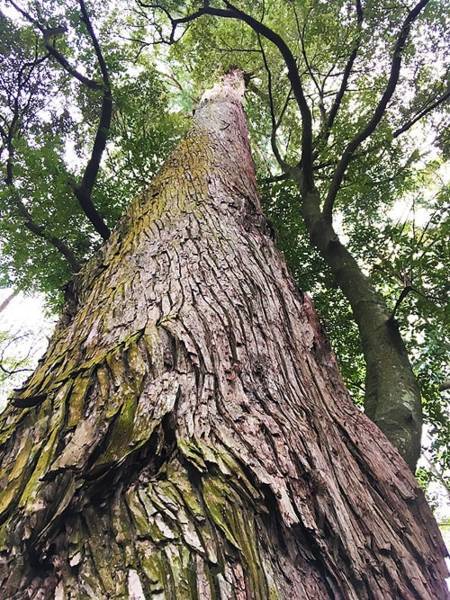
0, 290, 18, 314
0, 71, 447, 599
298, 189, 422, 472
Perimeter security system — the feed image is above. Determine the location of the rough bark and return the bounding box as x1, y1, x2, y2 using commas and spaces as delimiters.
0, 71, 447, 599
297, 188, 422, 471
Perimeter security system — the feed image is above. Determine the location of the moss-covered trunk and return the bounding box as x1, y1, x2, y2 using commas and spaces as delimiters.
0, 71, 447, 599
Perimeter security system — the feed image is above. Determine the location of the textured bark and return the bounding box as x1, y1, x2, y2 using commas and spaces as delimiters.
298, 189, 422, 471
0, 71, 447, 599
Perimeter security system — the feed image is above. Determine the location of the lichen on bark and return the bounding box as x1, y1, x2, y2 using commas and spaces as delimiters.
0, 70, 447, 599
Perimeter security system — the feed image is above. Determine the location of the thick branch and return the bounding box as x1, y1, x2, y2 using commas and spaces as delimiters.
257, 36, 290, 171
296, 180, 422, 470
72, 0, 112, 241
323, 0, 430, 221
6, 0, 111, 240
45, 44, 103, 91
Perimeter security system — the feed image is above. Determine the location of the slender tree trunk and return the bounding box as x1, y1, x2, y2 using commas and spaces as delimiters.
0, 290, 18, 314
299, 189, 422, 471
0, 71, 447, 599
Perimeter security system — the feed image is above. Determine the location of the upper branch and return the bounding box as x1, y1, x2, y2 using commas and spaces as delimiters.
393, 85, 450, 138
6, 0, 102, 90
257, 35, 291, 171
0, 290, 19, 315
295, 5, 325, 121
6, 0, 112, 240
325, 0, 363, 134
72, 0, 112, 241
322, 0, 430, 222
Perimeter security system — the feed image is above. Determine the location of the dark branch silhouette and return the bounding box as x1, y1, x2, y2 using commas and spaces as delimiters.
393, 86, 450, 138
7, 0, 112, 240
7, 0, 102, 90
256, 35, 291, 171
71, 0, 112, 240
322, 0, 431, 222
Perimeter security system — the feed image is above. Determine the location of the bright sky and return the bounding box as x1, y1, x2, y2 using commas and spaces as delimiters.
0, 288, 55, 411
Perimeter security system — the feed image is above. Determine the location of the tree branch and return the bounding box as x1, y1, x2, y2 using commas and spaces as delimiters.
0, 362, 33, 377
6, 0, 112, 240
295, 5, 326, 125
6, 0, 102, 91
2, 78, 81, 273
393, 85, 450, 138
325, 0, 363, 134
0, 290, 19, 314
389, 285, 413, 321
438, 380, 450, 393
322, 0, 430, 222
257, 35, 291, 171
72, 0, 112, 241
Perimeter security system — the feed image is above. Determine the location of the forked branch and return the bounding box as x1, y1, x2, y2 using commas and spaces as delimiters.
322, 0, 431, 222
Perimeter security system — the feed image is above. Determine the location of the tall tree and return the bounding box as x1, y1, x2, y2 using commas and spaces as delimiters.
136, 0, 450, 471
0, 70, 447, 599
